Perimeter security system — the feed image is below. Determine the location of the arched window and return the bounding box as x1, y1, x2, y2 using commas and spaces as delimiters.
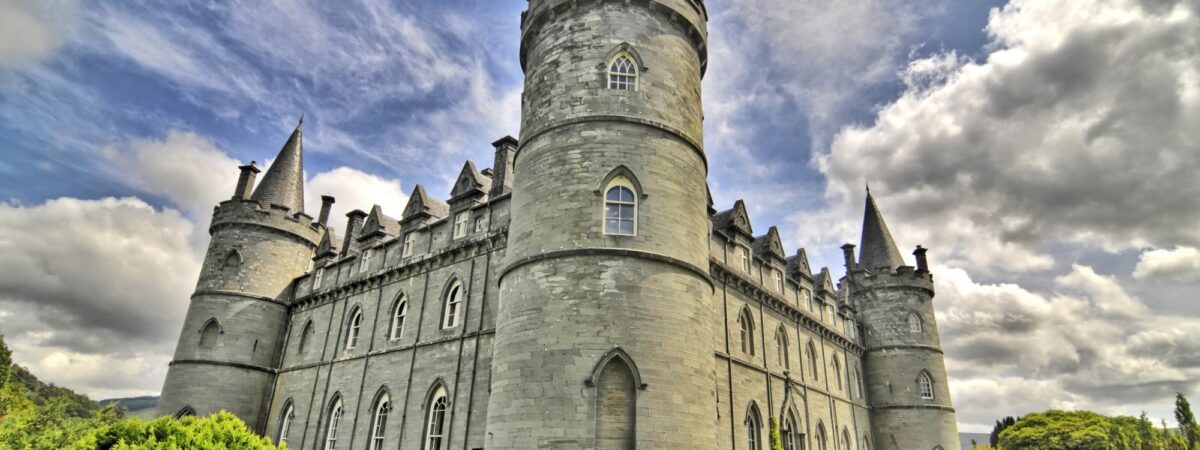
832, 356, 842, 391
278, 402, 295, 445
299, 320, 314, 355
737, 307, 756, 356
595, 355, 636, 449
745, 403, 763, 450
199, 319, 220, 349
842, 428, 852, 450
345, 307, 363, 350
806, 341, 819, 381
604, 177, 637, 236
175, 406, 196, 418
222, 251, 240, 274
908, 312, 923, 333
782, 411, 799, 450
918, 371, 935, 399
815, 422, 828, 450
369, 392, 390, 450
863, 434, 871, 450
443, 280, 463, 329
854, 367, 864, 399
425, 386, 449, 450
324, 397, 343, 450
775, 326, 790, 370
608, 53, 638, 90
390, 297, 408, 340
804, 289, 813, 310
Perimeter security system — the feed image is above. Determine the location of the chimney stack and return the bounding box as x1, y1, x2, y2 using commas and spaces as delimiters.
341, 210, 367, 258
490, 136, 518, 197
913, 245, 929, 272
318, 195, 336, 226
233, 161, 260, 200
841, 243, 858, 272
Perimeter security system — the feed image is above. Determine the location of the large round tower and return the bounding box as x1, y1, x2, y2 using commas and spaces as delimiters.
158, 123, 322, 432
487, 0, 717, 448
844, 192, 960, 450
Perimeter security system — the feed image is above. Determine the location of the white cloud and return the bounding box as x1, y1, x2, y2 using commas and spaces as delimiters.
815, 0, 1200, 274
0, 0, 74, 66
105, 131, 240, 216
0, 197, 199, 399
308, 167, 409, 229
1133, 246, 1200, 281
935, 263, 1200, 431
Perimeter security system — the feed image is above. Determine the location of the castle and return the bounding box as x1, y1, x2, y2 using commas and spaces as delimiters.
157, 1, 960, 449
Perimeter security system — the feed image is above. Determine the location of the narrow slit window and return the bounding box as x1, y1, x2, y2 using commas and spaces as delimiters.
608, 54, 637, 90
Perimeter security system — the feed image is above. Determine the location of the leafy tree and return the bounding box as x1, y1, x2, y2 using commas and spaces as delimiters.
69, 411, 284, 449
1177, 393, 1198, 450
992, 416, 1018, 446
0, 330, 11, 387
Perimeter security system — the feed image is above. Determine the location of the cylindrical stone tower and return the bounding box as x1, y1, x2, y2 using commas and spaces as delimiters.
487, 0, 716, 448
848, 193, 960, 450
158, 123, 321, 432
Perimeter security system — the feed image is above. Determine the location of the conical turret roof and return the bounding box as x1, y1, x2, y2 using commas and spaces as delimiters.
858, 190, 906, 270
251, 119, 305, 212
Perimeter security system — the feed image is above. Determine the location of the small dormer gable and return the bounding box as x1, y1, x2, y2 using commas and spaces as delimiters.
402, 184, 449, 227
786, 248, 813, 279
751, 226, 785, 262
712, 199, 753, 238
359, 204, 401, 247
449, 161, 492, 209
314, 228, 342, 267
817, 267, 836, 294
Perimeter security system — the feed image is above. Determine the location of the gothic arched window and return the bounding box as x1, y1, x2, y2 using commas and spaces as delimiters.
443, 280, 463, 329
842, 428, 852, 450
832, 355, 843, 391
775, 326, 790, 370
425, 385, 449, 450
782, 411, 799, 450
346, 307, 363, 350
369, 392, 390, 450
595, 355, 636, 449
199, 319, 220, 349
278, 401, 295, 445
815, 422, 828, 450
390, 297, 408, 340
908, 312, 923, 333
737, 307, 756, 356
324, 397, 343, 450
863, 434, 872, 450
806, 341, 819, 381
604, 177, 637, 236
854, 366, 864, 399
918, 371, 935, 399
609, 54, 638, 90
745, 403, 763, 450
299, 320, 314, 355
175, 406, 196, 418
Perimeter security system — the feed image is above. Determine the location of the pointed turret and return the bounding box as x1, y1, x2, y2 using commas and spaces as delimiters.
251, 119, 305, 212
858, 191, 906, 270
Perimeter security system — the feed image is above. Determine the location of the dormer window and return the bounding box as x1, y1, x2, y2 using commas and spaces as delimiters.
453, 212, 469, 239
360, 249, 372, 272
314, 268, 324, 289
402, 233, 416, 258
608, 54, 637, 90
739, 247, 751, 273
603, 177, 637, 236
474, 216, 486, 233
774, 270, 784, 293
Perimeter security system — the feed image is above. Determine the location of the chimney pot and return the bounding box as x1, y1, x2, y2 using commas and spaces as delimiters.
318, 195, 336, 226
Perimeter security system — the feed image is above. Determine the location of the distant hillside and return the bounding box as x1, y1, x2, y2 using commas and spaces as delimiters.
8, 364, 103, 418
960, 432, 991, 448
100, 395, 159, 419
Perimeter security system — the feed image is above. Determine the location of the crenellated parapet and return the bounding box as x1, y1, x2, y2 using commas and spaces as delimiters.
209, 199, 324, 246
845, 265, 934, 296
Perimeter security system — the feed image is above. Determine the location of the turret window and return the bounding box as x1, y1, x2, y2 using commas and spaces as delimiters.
603, 177, 637, 236
346, 307, 363, 350
199, 319, 220, 349
908, 313, 923, 333
443, 279, 463, 329
608, 54, 637, 90
918, 371, 935, 399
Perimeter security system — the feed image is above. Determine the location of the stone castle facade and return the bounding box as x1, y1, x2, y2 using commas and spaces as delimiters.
157, 1, 960, 449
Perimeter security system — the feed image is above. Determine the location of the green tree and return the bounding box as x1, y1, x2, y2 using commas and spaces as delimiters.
0, 329, 12, 387
992, 416, 1017, 447
1177, 393, 1198, 450
70, 411, 284, 449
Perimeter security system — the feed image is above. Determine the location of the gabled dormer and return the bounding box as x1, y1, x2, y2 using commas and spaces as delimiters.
712, 199, 753, 239
401, 184, 449, 230
817, 267, 837, 295
448, 161, 492, 211
358, 204, 401, 248
751, 226, 786, 264
313, 228, 342, 268
786, 248, 813, 280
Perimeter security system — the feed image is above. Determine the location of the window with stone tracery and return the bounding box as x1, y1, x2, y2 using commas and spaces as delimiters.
608, 54, 637, 90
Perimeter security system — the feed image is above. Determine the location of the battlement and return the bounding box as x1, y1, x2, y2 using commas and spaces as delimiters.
210, 199, 324, 245
846, 265, 934, 293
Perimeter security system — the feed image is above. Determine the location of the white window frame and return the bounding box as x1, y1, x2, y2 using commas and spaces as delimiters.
278, 403, 294, 445
314, 268, 324, 289
369, 394, 390, 450
919, 372, 935, 399
740, 247, 752, 273
738, 308, 755, 356
474, 216, 486, 233
603, 177, 637, 236
443, 280, 463, 329
453, 212, 469, 239
390, 299, 407, 340
346, 308, 362, 350
745, 405, 762, 450
425, 386, 448, 450
402, 233, 416, 258
324, 398, 342, 450
775, 327, 789, 370
909, 313, 923, 333
774, 269, 784, 293
608, 53, 638, 91
360, 248, 372, 272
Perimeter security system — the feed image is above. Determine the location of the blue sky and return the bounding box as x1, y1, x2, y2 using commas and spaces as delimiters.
1, 0, 1199, 433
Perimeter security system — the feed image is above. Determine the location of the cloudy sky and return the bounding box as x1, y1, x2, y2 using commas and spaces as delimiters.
0, 0, 1197, 433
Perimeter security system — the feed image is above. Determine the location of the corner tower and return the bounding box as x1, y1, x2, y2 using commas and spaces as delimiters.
843, 192, 960, 450
158, 122, 323, 432
488, 0, 716, 448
